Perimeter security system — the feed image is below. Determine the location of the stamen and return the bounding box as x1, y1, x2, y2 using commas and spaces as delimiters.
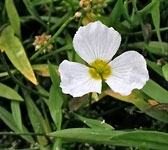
89, 59, 112, 80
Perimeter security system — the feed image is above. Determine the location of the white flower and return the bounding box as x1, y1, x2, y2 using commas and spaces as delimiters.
59, 21, 149, 97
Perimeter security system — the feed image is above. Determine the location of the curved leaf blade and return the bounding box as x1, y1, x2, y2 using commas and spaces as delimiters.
142, 79, 168, 103
48, 64, 64, 130
11, 101, 23, 131
0, 83, 23, 101
5, 0, 21, 38
74, 113, 114, 130
48, 128, 168, 150
0, 106, 34, 143
162, 64, 168, 81
0, 26, 38, 85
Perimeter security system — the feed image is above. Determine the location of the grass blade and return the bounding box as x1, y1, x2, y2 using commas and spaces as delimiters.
0, 106, 34, 143
5, 0, 21, 38
142, 79, 168, 103
23, 90, 49, 146
0, 83, 23, 101
73, 113, 114, 130
11, 101, 23, 131
48, 128, 168, 150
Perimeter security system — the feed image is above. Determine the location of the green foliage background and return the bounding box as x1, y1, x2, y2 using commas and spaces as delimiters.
0, 0, 168, 149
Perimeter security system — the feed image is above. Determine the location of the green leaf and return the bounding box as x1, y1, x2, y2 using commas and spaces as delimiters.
32, 0, 59, 6
138, 0, 162, 43
0, 106, 34, 143
48, 128, 168, 150
150, 1, 162, 43
5, 0, 21, 38
142, 79, 168, 103
73, 113, 114, 130
23, 0, 45, 26
162, 64, 168, 81
127, 41, 168, 56
48, 64, 64, 130
49, 85, 63, 130
108, 0, 124, 27
48, 64, 61, 90
0, 83, 23, 101
11, 101, 22, 131
139, 1, 157, 17
146, 59, 163, 77
0, 26, 38, 85
23, 90, 48, 146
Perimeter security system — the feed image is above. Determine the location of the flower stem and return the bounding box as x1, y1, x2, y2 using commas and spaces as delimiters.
30, 16, 74, 61
35, 44, 73, 62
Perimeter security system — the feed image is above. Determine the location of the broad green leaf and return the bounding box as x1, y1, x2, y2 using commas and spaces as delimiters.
5, 0, 21, 38
146, 59, 163, 77
0, 26, 38, 85
103, 89, 168, 123
142, 79, 168, 103
48, 64, 64, 130
162, 64, 168, 81
11, 101, 22, 131
48, 128, 168, 150
23, 90, 48, 146
127, 41, 168, 56
0, 83, 23, 101
0, 106, 34, 143
73, 113, 114, 130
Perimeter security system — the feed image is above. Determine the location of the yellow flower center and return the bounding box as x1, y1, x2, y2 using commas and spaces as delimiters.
89, 59, 112, 80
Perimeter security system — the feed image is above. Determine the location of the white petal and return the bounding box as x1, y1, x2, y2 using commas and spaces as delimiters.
59, 60, 102, 97
73, 21, 121, 64
106, 51, 149, 96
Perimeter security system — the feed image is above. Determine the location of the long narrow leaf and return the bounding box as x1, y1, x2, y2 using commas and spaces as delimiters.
23, 90, 48, 146
146, 59, 163, 77
74, 113, 114, 130
23, 0, 45, 26
11, 101, 22, 131
0, 26, 38, 85
5, 0, 21, 38
127, 41, 168, 56
0, 83, 23, 101
142, 79, 168, 103
162, 64, 168, 81
0, 106, 34, 143
49, 128, 168, 150
48, 64, 64, 130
